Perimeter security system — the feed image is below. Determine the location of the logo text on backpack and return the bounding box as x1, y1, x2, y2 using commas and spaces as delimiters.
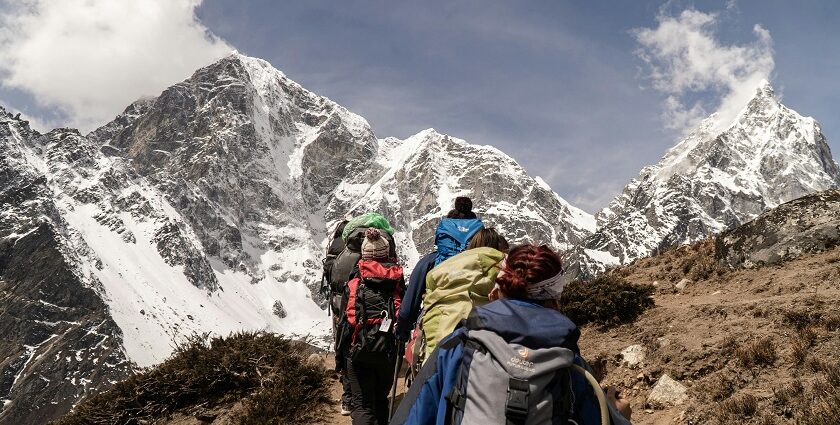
457, 226, 469, 232
507, 356, 535, 373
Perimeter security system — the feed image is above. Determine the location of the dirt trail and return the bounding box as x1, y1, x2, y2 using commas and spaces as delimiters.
320, 355, 409, 425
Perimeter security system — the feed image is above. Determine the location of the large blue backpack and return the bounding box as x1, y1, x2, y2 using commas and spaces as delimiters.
434, 218, 483, 266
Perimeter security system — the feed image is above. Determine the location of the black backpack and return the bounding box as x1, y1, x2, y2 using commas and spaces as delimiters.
343, 260, 404, 360
328, 226, 397, 295
321, 220, 348, 303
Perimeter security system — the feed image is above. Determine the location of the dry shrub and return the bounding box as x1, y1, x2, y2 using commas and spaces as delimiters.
799, 391, 840, 425
822, 312, 840, 331
772, 380, 803, 407
55, 332, 330, 425
688, 252, 719, 281
790, 339, 809, 365
790, 327, 817, 365
778, 360, 840, 424
755, 413, 781, 425
782, 307, 840, 331
806, 358, 840, 386
694, 373, 737, 402
782, 309, 818, 330
719, 336, 740, 357
681, 256, 696, 275
559, 275, 655, 328
715, 393, 758, 420
735, 337, 776, 368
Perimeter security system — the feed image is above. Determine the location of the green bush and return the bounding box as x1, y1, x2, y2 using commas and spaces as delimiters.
559, 275, 654, 327
55, 332, 330, 425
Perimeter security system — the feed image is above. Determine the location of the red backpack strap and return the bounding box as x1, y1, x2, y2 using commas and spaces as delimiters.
345, 277, 361, 328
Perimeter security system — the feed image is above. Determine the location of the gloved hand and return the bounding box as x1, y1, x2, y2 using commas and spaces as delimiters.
394, 319, 412, 342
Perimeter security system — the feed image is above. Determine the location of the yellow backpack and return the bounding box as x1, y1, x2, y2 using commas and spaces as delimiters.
421, 247, 505, 360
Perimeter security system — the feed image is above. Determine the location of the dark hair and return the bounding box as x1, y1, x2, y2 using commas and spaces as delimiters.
467, 228, 509, 252
495, 244, 563, 300
446, 196, 477, 219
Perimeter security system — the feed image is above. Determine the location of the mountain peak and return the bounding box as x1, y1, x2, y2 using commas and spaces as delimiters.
582, 77, 840, 276
224, 51, 288, 79
755, 78, 774, 96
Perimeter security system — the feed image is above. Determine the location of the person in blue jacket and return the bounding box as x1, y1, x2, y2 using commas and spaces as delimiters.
390, 244, 632, 425
395, 197, 482, 341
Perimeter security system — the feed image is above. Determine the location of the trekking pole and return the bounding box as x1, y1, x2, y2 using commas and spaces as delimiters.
388, 340, 405, 419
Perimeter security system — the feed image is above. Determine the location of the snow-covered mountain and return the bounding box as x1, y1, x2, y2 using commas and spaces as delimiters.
0, 53, 592, 424
329, 129, 595, 268
0, 120, 133, 424
575, 81, 840, 277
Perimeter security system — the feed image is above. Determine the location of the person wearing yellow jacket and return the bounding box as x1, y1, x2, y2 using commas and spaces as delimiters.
421, 228, 508, 361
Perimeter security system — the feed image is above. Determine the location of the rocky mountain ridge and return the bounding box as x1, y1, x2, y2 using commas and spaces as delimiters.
0, 53, 592, 424
575, 81, 840, 277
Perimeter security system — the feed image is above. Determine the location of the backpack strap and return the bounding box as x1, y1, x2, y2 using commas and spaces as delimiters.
442, 331, 471, 424
505, 378, 530, 425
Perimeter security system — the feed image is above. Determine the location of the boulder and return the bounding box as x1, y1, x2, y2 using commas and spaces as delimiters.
716, 190, 840, 269
620, 344, 646, 369
647, 374, 688, 408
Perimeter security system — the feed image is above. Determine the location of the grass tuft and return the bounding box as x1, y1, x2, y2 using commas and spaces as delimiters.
735, 337, 776, 368
715, 393, 758, 420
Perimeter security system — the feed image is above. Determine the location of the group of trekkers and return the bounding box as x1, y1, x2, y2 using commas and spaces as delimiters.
322, 197, 633, 425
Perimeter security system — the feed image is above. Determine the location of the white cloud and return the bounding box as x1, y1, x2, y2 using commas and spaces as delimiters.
633, 8, 774, 133
0, 0, 232, 132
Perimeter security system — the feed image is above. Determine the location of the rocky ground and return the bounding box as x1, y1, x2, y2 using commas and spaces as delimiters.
580, 240, 840, 424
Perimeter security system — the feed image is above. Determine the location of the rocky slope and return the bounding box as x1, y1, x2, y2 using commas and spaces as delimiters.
0, 53, 592, 424
577, 82, 840, 277
579, 189, 840, 424
0, 116, 132, 424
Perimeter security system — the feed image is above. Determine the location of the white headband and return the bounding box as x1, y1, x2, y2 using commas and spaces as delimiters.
525, 271, 567, 300
496, 258, 568, 300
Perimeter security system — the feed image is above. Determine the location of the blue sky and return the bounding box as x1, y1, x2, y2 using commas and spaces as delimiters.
1, 1, 838, 212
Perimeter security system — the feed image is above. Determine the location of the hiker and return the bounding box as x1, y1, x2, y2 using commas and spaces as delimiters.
337, 228, 406, 425
395, 196, 482, 342
322, 219, 352, 414
390, 244, 632, 425
420, 227, 509, 360
332, 213, 399, 416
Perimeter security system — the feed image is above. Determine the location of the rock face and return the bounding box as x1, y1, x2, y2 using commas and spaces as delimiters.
0, 116, 132, 425
0, 53, 593, 423
329, 129, 595, 266
577, 81, 840, 277
716, 189, 840, 268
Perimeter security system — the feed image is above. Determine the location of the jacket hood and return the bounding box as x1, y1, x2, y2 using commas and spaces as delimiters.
465, 299, 580, 352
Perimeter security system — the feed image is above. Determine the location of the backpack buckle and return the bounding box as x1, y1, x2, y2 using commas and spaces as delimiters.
506, 378, 530, 422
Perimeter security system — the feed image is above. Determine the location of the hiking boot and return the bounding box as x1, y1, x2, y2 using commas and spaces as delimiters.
340, 402, 351, 416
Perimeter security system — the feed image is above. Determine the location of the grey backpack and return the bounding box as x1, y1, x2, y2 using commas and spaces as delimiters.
445, 330, 609, 425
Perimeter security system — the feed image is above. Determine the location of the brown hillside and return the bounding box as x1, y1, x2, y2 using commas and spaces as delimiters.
579, 239, 840, 424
